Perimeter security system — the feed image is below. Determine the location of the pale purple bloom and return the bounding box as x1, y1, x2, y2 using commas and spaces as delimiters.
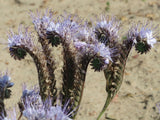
8, 26, 35, 50
31, 10, 81, 41
74, 41, 87, 49
56, 14, 84, 44
72, 22, 96, 55
21, 86, 72, 120
72, 20, 113, 66
73, 27, 96, 55
47, 22, 60, 33
128, 22, 158, 47
30, 10, 56, 37
95, 15, 120, 43
0, 72, 13, 120
45, 101, 73, 120
0, 72, 13, 90
94, 43, 112, 64
146, 31, 156, 47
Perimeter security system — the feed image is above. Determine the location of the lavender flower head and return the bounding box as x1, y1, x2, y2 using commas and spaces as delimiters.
30, 10, 55, 38
128, 22, 159, 54
31, 10, 114, 69
95, 15, 120, 45
8, 26, 35, 49
21, 86, 72, 120
0, 72, 13, 100
73, 24, 96, 56
94, 43, 112, 64
8, 26, 36, 60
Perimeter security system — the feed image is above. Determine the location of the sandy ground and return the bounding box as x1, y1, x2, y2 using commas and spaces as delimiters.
0, 0, 160, 120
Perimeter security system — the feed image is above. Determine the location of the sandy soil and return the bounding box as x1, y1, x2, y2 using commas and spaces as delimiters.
0, 0, 160, 120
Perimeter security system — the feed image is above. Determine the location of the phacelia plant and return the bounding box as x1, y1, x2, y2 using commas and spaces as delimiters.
1, 10, 159, 120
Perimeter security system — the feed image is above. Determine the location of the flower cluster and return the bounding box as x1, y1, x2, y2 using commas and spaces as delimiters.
20, 86, 72, 120
127, 22, 158, 54
4, 9, 159, 120
29, 11, 115, 70
8, 26, 36, 60
95, 16, 120, 45
8, 26, 35, 49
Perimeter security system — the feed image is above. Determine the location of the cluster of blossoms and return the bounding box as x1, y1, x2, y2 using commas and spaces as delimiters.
4, 9, 159, 120
3, 85, 72, 120
29, 10, 114, 70
8, 10, 158, 70
20, 86, 72, 120
8, 26, 36, 60
127, 22, 158, 54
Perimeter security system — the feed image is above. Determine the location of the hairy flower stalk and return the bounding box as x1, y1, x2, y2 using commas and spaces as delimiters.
58, 16, 79, 114
31, 10, 57, 101
18, 86, 72, 120
6, 10, 159, 120
69, 20, 113, 118
96, 20, 159, 120
8, 26, 49, 100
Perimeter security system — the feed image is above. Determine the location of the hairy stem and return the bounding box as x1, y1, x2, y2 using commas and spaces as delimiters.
61, 40, 77, 115
14, 45, 48, 100
71, 56, 92, 118
38, 37, 57, 102
97, 41, 133, 120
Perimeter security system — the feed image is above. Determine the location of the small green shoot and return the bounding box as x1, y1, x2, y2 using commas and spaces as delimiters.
105, 2, 110, 12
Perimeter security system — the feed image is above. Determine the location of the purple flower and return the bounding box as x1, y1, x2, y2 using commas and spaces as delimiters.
30, 10, 55, 38
8, 26, 35, 50
0, 72, 13, 90
72, 21, 113, 68
45, 100, 73, 120
128, 22, 158, 47
21, 86, 72, 120
94, 43, 112, 64
95, 15, 120, 44
31, 10, 83, 46
0, 71, 13, 100
56, 13, 84, 44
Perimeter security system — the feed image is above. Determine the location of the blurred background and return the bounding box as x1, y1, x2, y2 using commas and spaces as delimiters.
0, 0, 160, 119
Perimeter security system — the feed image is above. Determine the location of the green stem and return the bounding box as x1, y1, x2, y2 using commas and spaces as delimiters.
97, 92, 112, 120
97, 40, 133, 119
